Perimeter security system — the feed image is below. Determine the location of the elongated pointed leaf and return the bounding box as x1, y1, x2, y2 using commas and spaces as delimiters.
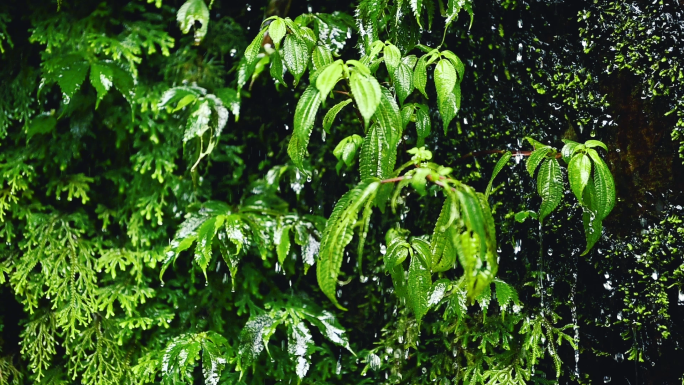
568, 153, 591, 204
89, 62, 114, 109
322, 99, 352, 133
268, 18, 287, 47
415, 104, 431, 146
526, 147, 552, 177
430, 197, 459, 272
524, 136, 549, 150
283, 35, 309, 85
456, 189, 488, 255
359, 124, 389, 179
312, 46, 333, 71
408, 250, 431, 325
317, 180, 380, 310
183, 100, 212, 142
434, 60, 457, 102
374, 87, 403, 148
537, 158, 563, 224
441, 50, 465, 82
287, 85, 322, 170
485, 151, 511, 199
57, 59, 89, 101
561, 140, 580, 162
276, 225, 291, 266
393, 62, 414, 105
581, 178, 602, 255
194, 216, 224, 280
383, 43, 402, 76
414, 56, 428, 98
584, 139, 608, 152
586, 149, 615, 220
350, 71, 382, 128
438, 92, 458, 133
316, 60, 344, 102
270, 50, 287, 85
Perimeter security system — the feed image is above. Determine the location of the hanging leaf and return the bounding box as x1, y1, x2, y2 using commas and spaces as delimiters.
162, 334, 202, 384
287, 85, 322, 171
586, 149, 615, 220
194, 216, 223, 280
333, 134, 363, 173
494, 279, 519, 311
414, 56, 428, 98
360, 124, 387, 179
524, 136, 549, 150
89, 62, 114, 109
525, 146, 552, 177
287, 321, 314, 379
350, 71, 382, 128
283, 35, 310, 85
485, 151, 511, 199
56, 59, 89, 101
312, 45, 334, 71
237, 315, 277, 371
177, 0, 210, 43
317, 180, 380, 310
315, 60, 344, 102
581, 178, 602, 255
415, 104, 431, 146
561, 139, 581, 162
584, 139, 608, 152
407, 248, 431, 325
322, 99, 352, 133
568, 153, 591, 204
374, 87, 403, 149
434, 60, 457, 102
383, 43, 402, 76
269, 50, 287, 86
275, 224, 291, 266
537, 158, 563, 224
393, 62, 414, 105
26, 114, 57, 141
438, 92, 458, 133
183, 100, 212, 142
430, 197, 458, 272
441, 50, 465, 82
201, 332, 230, 385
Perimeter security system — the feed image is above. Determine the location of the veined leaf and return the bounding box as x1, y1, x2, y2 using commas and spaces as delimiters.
183, 99, 212, 142
317, 180, 380, 310
494, 279, 519, 310
581, 177, 602, 255
410, 0, 424, 28
586, 149, 615, 221
268, 18, 287, 47
438, 92, 458, 134
374, 87, 403, 148
393, 62, 414, 105
159, 86, 206, 110
414, 56, 428, 98
350, 71, 382, 128
89, 62, 114, 109
283, 35, 309, 85
441, 50, 465, 82
526, 147, 552, 177
485, 151, 511, 199
201, 332, 229, 385
584, 139, 608, 152
434, 60, 457, 102
322, 99, 352, 133
430, 197, 458, 272
333, 134, 363, 172
275, 224, 291, 266
383, 43, 402, 76
177, 0, 210, 43
568, 153, 591, 204
408, 248, 431, 325
237, 314, 276, 371
287, 85, 322, 171
415, 103, 431, 146
194, 216, 223, 280
56, 59, 89, 101
315, 60, 344, 102
359, 123, 389, 179
537, 158, 563, 224
455, 188, 488, 255
561, 140, 580, 162
400, 103, 415, 131
270, 50, 287, 86
524, 136, 549, 150
312, 46, 334, 71
162, 334, 202, 384
26, 114, 56, 141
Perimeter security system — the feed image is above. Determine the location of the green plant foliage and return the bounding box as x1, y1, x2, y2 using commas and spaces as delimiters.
0, 0, 631, 384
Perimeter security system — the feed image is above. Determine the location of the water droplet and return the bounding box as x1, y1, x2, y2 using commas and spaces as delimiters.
614, 352, 624, 362
603, 376, 611, 383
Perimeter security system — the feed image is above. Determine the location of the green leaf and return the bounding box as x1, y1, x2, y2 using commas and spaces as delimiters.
537, 158, 563, 224
350, 71, 382, 128
384, 235, 410, 271
514, 210, 537, 223
26, 114, 56, 140
177, 0, 210, 43
162, 334, 202, 384
525, 147, 552, 177
410, 0, 424, 28
201, 332, 230, 385
524, 136, 549, 150
586, 149, 615, 221
89, 62, 114, 109
317, 180, 380, 310
485, 151, 511, 199
268, 18, 287, 47
322, 99, 352, 133
383, 43, 402, 76
584, 139, 608, 152
438, 92, 458, 134
333, 134, 363, 173
441, 50, 465, 82
194, 216, 222, 280
581, 178, 602, 255
568, 153, 591, 204
57, 59, 89, 101
312, 46, 333, 71
269, 50, 287, 86
359, 124, 389, 180
414, 56, 428, 98
374, 87, 403, 148
392, 62, 414, 105
408, 248, 431, 325
283, 35, 309, 85
276, 224, 291, 266
430, 196, 458, 272
183, 99, 212, 142
434, 60, 457, 101
561, 140, 581, 162
415, 104, 431, 146
410, 168, 431, 196
455, 188, 488, 255
494, 279, 519, 310
237, 315, 276, 371
315, 60, 344, 101
287, 85, 322, 171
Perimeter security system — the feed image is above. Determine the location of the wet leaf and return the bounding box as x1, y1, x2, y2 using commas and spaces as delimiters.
322, 98, 352, 133
485, 151, 511, 199
568, 153, 591, 204
350, 71, 382, 128
287, 85, 322, 171
537, 158, 563, 224
392, 62, 414, 105
408, 247, 431, 325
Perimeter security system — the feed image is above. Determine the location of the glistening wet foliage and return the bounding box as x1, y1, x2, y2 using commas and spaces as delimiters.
0, 0, 683, 384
